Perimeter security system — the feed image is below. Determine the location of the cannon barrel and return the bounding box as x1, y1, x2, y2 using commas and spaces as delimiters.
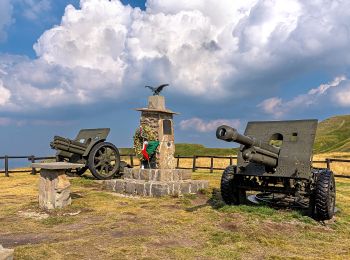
216, 125, 280, 168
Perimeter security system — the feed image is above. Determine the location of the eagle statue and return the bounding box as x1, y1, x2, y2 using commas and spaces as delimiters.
145, 84, 169, 96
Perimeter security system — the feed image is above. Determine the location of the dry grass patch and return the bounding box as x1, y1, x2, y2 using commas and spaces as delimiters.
0, 170, 350, 259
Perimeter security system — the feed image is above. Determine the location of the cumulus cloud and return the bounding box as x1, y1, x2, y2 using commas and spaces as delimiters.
2, 0, 350, 114
0, 0, 13, 42
180, 118, 240, 133
258, 76, 347, 117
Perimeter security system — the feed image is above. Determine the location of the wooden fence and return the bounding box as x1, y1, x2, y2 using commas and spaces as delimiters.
1, 154, 350, 179
0, 154, 137, 177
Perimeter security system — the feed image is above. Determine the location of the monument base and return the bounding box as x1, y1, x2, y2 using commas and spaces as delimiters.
102, 168, 209, 197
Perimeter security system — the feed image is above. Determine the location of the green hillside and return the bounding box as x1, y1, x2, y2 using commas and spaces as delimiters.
120, 144, 237, 157
314, 115, 350, 153
175, 143, 237, 157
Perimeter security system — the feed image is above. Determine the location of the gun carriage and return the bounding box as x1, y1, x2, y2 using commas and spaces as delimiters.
216, 120, 336, 220
50, 128, 121, 180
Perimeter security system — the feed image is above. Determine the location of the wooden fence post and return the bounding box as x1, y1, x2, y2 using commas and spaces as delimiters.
192, 155, 197, 172
30, 155, 36, 175
176, 155, 180, 169
4, 155, 9, 177
229, 156, 233, 165
326, 158, 331, 170
129, 155, 134, 167
210, 156, 214, 173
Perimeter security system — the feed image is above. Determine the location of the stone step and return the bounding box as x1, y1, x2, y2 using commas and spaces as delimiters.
123, 168, 192, 182
103, 179, 209, 197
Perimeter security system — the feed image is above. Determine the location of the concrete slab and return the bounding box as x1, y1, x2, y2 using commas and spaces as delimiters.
31, 162, 85, 170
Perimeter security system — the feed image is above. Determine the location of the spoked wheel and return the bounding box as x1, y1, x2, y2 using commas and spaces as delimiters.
314, 169, 336, 220
220, 166, 246, 205
88, 142, 120, 180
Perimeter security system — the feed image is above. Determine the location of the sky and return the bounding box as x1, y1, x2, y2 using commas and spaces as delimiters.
1, 0, 350, 164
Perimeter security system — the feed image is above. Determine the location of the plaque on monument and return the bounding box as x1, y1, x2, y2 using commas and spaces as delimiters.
163, 119, 172, 135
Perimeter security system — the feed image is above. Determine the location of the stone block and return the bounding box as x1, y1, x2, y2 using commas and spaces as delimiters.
102, 179, 116, 191
123, 168, 133, 179
180, 181, 191, 194
151, 183, 170, 197
181, 170, 192, 180
169, 182, 181, 196
115, 180, 126, 193
0, 244, 14, 260
125, 180, 137, 195
39, 169, 71, 210
139, 169, 150, 180
135, 182, 146, 196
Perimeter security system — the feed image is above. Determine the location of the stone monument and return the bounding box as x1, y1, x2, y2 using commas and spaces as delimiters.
103, 93, 209, 197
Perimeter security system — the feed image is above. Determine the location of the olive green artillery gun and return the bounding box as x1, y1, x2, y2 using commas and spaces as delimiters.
50, 128, 121, 180
216, 120, 336, 220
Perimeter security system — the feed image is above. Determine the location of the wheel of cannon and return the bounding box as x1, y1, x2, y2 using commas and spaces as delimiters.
220, 165, 246, 205
88, 142, 120, 180
314, 169, 336, 220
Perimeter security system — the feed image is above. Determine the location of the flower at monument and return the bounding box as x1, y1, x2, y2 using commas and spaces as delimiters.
133, 125, 157, 160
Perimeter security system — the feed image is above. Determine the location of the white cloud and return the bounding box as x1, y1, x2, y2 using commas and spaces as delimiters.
0, 80, 11, 106
0, 0, 13, 42
333, 85, 350, 107
21, 0, 52, 21
180, 118, 240, 133
2, 0, 350, 113
258, 76, 347, 117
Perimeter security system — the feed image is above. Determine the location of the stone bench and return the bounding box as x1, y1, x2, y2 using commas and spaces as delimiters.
0, 244, 14, 260
31, 162, 85, 210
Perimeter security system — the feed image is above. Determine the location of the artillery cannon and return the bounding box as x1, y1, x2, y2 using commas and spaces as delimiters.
50, 128, 121, 180
216, 120, 336, 220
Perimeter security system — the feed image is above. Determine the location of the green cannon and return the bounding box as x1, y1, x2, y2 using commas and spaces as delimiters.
50, 128, 121, 180
216, 120, 336, 220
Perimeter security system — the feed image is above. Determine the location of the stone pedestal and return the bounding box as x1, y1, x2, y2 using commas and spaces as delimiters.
32, 162, 84, 210
103, 168, 209, 197
0, 245, 13, 260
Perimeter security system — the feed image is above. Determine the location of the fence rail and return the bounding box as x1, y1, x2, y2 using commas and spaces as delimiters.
1, 154, 350, 179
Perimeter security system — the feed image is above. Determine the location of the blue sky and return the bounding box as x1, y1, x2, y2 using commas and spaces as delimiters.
1, 0, 350, 164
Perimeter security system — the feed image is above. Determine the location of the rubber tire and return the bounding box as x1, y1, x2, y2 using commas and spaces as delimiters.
314, 170, 336, 220
220, 166, 246, 205
88, 142, 120, 180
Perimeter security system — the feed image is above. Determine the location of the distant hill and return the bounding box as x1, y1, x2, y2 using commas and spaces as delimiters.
120, 144, 237, 157
314, 115, 350, 153
175, 143, 237, 157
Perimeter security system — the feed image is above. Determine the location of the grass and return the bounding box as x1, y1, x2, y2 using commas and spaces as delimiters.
0, 168, 350, 259
314, 114, 350, 153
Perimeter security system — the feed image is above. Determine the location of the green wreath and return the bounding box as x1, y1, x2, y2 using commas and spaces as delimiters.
133, 125, 157, 160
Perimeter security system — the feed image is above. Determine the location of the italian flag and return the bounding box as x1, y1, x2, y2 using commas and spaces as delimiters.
141, 141, 160, 161
141, 141, 149, 161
